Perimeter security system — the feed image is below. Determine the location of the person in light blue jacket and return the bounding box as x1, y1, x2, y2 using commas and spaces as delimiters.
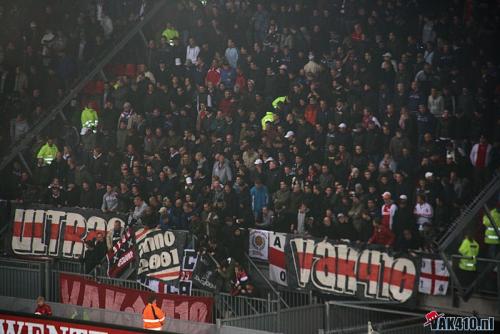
225, 39, 239, 68
250, 179, 269, 219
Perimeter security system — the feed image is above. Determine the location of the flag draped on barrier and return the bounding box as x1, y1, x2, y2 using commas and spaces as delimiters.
10, 204, 126, 259
192, 253, 218, 292
288, 237, 419, 303
135, 227, 187, 283
269, 232, 288, 286
248, 228, 269, 260
59, 273, 213, 322
419, 258, 449, 295
106, 227, 135, 277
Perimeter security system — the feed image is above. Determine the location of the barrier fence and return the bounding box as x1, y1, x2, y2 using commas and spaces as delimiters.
0, 295, 278, 334
219, 303, 325, 334
0, 261, 279, 325
324, 301, 428, 334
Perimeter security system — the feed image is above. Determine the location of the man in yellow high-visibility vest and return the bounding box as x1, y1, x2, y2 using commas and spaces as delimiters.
483, 204, 500, 258
458, 233, 479, 286
81, 102, 99, 135
36, 138, 59, 166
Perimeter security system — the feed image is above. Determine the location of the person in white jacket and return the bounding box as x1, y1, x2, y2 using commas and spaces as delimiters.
428, 88, 444, 117
414, 194, 433, 231
186, 37, 200, 65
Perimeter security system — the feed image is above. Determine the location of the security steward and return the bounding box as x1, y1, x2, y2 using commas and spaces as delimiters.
458, 232, 479, 286
483, 203, 500, 258
143, 294, 165, 331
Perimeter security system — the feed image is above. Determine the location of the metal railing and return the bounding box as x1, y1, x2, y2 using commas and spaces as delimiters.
214, 293, 277, 320
449, 254, 500, 306
319, 317, 429, 334
0, 265, 42, 299
324, 301, 426, 333
219, 303, 324, 334
0, 295, 219, 334
0, 262, 276, 325
245, 253, 290, 308
438, 173, 500, 251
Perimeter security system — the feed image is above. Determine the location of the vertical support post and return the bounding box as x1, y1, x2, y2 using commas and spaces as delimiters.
18, 152, 32, 176
99, 69, 108, 82
325, 302, 331, 332
267, 292, 271, 312
309, 290, 313, 304
138, 29, 148, 47
44, 261, 51, 301
497, 263, 500, 310
57, 109, 67, 121
276, 292, 281, 333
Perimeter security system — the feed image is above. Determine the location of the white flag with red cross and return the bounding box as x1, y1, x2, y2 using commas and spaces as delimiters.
419, 258, 449, 295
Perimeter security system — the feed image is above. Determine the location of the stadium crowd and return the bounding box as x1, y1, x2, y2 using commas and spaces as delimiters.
1, 0, 500, 273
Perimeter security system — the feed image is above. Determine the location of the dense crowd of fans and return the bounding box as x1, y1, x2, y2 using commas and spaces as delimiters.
1, 0, 500, 272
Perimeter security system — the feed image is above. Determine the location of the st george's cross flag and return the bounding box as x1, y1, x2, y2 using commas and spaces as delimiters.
419, 258, 449, 295
269, 232, 288, 286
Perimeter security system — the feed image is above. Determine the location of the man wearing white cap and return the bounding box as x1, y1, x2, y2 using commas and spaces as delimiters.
381, 191, 397, 230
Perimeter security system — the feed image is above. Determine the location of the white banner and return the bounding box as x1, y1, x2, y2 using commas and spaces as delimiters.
269, 232, 287, 286
248, 229, 269, 260
419, 258, 449, 295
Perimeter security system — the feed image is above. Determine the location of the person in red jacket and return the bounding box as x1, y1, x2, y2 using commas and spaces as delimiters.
232, 264, 254, 296
368, 219, 395, 247
34, 296, 52, 316
304, 96, 319, 125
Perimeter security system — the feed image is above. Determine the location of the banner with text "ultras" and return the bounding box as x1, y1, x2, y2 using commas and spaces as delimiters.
289, 237, 419, 303
60, 273, 213, 323
11, 204, 126, 259
135, 227, 187, 283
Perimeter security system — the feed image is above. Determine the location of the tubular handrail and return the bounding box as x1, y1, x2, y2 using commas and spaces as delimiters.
450, 254, 500, 264
244, 253, 289, 308
438, 172, 500, 250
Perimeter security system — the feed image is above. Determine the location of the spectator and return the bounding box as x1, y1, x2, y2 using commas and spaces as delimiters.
250, 179, 268, 220
469, 135, 492, 191
414, 194, 434, 232
101, 184, 118, 213
232, 263, 253, 296
368, 219, 395, 247
381, 192, 397, 230
34, 296, 52, 316
83, 232, 107, 274
132, 196, 148, 223
212, 154, 233, 185
106, 220, 124, 250
10, 114, 30, 142
335, 213, 358, 242
395, 229, 422, 253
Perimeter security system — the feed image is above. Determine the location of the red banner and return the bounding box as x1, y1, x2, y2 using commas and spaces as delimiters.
59, 273, 213, 323
0, 313, 142, 334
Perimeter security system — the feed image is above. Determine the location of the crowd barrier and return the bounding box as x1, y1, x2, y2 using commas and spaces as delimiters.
0, 295, 276, 334
0, 261, 279, 324
324, 301, 428, 334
